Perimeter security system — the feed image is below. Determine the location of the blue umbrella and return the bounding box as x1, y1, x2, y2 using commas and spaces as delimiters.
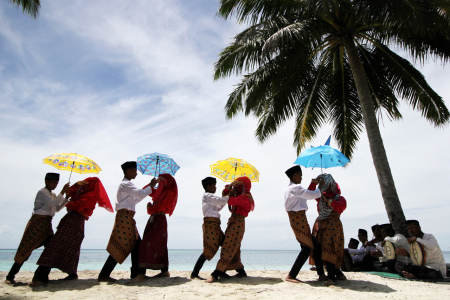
137, 152, 180, 177
294, 136, 350, 172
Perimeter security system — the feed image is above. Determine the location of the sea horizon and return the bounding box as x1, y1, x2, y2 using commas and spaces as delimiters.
1, 249, 449, 273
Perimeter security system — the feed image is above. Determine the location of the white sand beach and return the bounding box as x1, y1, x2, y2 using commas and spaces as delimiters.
1, 270, 449, 300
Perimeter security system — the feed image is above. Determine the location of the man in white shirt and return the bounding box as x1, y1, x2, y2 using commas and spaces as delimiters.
348, 229, 376, 270
395, 220, 447, 279
190, 177, 230, 279
98, 161, 158, 282
5, 173, 70, 284
284, 165, 322, 283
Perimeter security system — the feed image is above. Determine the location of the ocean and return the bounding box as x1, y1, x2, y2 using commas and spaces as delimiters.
1, 249, 449, 272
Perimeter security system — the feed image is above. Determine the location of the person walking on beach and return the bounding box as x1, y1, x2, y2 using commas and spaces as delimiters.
29, 177, 113, 286
131, 173, 178, 282
190, 177, 230, 279
5, 173, 69, 284
206, 176, 254, 283
97, 161, 158, 282
310, 174, 347, 286
283, 165, 323, 283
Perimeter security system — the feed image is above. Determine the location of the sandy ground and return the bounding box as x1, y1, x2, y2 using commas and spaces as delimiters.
1, 270, 449, 300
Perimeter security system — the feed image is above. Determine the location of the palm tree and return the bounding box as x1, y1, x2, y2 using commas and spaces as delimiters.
214, 0, 450, 235
9, 0, 40, 18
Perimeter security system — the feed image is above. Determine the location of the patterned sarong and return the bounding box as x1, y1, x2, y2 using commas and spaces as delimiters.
288, 211, 314, 250
203, 217, 225, 260
14, 214, 53, 264
37, 211, 85, 274
106, 209, 139, 264
315, 211, 344, 269
139, 213, 168, 270
216, 214, 245, 272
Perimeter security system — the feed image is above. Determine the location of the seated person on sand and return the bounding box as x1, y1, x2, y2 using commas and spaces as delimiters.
5, 173, 70, 284
131, 174, 178, 282
191, 177, 230, 279
373, 224, 410, 273
395, 220, 447, 280
347, 229, 375, 271
341, 238, 359, 271
206, 177, 255, 283
356, 224, 383, 271
29, 178, 114, 286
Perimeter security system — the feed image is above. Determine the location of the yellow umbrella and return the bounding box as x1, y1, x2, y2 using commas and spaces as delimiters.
43, 152, 102, 181
210, 157, 259, 182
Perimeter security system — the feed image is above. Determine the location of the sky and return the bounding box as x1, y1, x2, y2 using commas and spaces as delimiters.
0, 0, 449, 252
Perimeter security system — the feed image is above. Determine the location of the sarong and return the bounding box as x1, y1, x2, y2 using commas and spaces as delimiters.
14, 215, 53, 264
216, 214, 245, 272
315, 211, 344, 269
203, 217, 225, 260
287, 211, 314, 250
106, 209, 139, 264
37, 211, 85, 274
139, 213, 168, 269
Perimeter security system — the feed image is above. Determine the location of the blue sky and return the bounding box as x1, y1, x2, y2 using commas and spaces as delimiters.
1, 0, 449, 252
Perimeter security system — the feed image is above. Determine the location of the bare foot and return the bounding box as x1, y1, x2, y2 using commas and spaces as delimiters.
190, 274, 205, 280
153, 271, 170, 278
285, 275, 303, 283
128, 274, 148, 283
98, 276, 117, 282
403, 271, 417, 279
324, 279, 336, 286
28, 280, 46, 287
318, 274, 328, 281
206, 275, 218, 283
336, 274, 347, 280
5, 279, 15, 284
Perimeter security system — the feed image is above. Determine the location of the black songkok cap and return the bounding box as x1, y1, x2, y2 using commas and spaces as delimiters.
358, 229, 368, 236
121, 161, 137, 172
202, 177, 216, 186
285, 165, 302, 179
349, 238, 360, 246
405, 220, 420, 226
45, 172, 60, 181
371, 224, 381, 232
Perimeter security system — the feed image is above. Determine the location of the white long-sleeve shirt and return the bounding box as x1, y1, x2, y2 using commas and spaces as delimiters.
416, 233, 447, 278
284, 182, 321, 212
384, 234, 410, 262
202, 193, 229, 218
33, 188, 68, 217
115, 178, 152, 212
348, 244, 376, 262
375, 242, 388, 262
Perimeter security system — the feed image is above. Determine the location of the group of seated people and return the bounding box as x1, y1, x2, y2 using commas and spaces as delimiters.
343, 220, 448, 280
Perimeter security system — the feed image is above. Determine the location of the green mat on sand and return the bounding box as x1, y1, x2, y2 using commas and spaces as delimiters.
363, 271, 449, 283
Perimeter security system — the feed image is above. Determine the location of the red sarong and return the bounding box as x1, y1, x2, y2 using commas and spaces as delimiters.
36, 211, 85, 274
138, 214, 168, 270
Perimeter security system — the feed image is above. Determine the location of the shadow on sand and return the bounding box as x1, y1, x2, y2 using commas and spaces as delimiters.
302, 279, 397, 293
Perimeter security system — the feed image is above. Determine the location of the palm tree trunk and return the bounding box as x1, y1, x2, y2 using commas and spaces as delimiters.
343, 36, 408, 237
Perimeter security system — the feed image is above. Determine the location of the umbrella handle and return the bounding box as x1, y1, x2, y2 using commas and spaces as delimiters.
68, 161, 75, 183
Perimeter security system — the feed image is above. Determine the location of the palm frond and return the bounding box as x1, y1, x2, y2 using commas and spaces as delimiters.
9, 0, 40, 18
